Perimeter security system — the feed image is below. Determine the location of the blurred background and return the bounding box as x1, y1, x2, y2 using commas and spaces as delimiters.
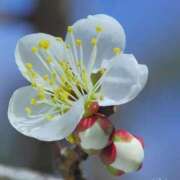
0, 0, 180, 179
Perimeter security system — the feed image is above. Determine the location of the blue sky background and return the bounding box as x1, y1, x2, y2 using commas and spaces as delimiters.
0, 0, 180, 180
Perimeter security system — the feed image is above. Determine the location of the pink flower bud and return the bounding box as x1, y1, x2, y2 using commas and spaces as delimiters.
75, 114, 113, 152
100, 129, 144, 176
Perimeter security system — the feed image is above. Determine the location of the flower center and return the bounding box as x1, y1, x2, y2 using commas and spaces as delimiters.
24, 26, 121, 120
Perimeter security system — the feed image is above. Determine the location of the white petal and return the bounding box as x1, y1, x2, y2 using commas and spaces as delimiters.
15, 33, 65, 84
112, 138, 144, 172
8, 86, 85, 141
99, 54, 148, 106
138, 64, 148, 88
65, 14, 126, 70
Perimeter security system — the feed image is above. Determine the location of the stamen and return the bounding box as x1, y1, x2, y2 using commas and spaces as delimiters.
33, 50, 52, 73
41, 49, 63, 85
91, 68, 108, 94
96, 25, 103, 33
91, 37, 97, 46
30, 71, 37, 79
25, 63, 33, 70
46, 114, 54, 121
57, 59, 83, 98
88, 37, 98, 78
31, 98, 37, 105
46, 56, 53, 64
48, 72, 57, 85
25, 107, 32, 115
31, 82, 37, 88
43, 74, 49, 81
113, 47, 121, 55
37, 89, 46, 100
24, 26, 110, 117
25, 63, 39, 83
61, 40, 81, 81
53, 87, 73, 104
38, 39, 50, 49
76, 39, 82, 47
66, 26, 85, 87
68, 30, 79, 71
67, 26, 73, 33
32, 47, 38, 53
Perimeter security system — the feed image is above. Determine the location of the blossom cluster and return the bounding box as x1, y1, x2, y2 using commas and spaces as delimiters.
69, 106, 144, 176
8, 14, 148, 176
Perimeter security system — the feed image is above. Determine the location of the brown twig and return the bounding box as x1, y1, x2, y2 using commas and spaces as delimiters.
52, 142, 88, 180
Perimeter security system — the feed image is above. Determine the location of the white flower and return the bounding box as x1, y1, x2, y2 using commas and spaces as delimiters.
8, 14, 148, 141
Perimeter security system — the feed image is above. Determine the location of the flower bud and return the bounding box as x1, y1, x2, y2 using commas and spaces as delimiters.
100, 129, 144, 176
75, 114, 113, 152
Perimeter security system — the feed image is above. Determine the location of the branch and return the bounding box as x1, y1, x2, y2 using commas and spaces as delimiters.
52, 143, 88, 180
0, 164, 61, 180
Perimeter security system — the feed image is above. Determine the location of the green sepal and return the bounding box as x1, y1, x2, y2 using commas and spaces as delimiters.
112, 135, 122, 142
106, 165, 119, 175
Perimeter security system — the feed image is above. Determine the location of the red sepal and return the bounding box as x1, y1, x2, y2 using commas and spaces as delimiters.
100, 143, 116, 165
115, 129, 133, 142
76, 117, 96, 133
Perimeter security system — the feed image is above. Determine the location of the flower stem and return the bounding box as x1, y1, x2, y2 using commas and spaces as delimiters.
52, 142, 88, 180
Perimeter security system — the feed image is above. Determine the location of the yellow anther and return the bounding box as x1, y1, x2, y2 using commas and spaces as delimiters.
67, 26, 73, 33
46, 56, 53, 64
25, 63, 33, 70
96, 25, 103, 33
91, 37, 97, 46
46, 114, 54, 121
63, 83, 72, 92
31, 47, 38, 53
76, 39, 82, 47
31, 71, 37, 78
25, 107, 32, 115
43, 74, 49, 81
54, 87, 69, 102
37, 90, 45, 100
38, 39, 50, 49
31, 82, 37, 88
113, 47, 121, 55
31, 98, 37, 105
